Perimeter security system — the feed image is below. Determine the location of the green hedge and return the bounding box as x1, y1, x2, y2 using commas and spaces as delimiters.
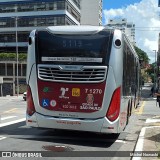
0, 53, 27, 61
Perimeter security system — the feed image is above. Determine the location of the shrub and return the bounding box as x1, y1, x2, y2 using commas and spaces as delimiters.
0, 53, 27, 61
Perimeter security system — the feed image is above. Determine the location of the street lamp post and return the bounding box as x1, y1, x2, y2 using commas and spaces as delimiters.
15, 17, 19, 96
153, 50, 157, 87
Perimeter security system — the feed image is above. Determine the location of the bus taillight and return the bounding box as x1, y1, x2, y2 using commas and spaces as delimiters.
27, 85, 36, 116
106, 87, 121, 122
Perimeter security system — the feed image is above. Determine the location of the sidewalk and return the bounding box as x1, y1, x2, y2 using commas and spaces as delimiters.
134, 100, 160, 160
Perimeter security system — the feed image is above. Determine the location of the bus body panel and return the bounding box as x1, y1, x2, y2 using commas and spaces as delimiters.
37, 80, 106, 113
26, 30, 36, 84
108, 30, 128, 132
26, 58, 122, 133
27, 113, 119, 134
109, 30, 123, 87
27, 64, 117, 119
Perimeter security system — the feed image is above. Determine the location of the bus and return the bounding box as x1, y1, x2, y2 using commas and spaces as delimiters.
26, 26, 140, 134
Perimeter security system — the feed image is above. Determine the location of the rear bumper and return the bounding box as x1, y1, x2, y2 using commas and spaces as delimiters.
26, 112, 119, 134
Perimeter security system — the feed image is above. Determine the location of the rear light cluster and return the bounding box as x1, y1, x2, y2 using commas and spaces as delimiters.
106, 87, 121, 122
27, 85, 36, 116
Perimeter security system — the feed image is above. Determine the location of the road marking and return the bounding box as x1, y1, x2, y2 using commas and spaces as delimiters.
0, 136, 7, 141
145, 118, 160, 123
133, 126, 160, 160
3, 108, 18, 113
0, 116, 17, 121
136, 101, 145, 115
115, 140, 126, 143
0, 118, 25, 128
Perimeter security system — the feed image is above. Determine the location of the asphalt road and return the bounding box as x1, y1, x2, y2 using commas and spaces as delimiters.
0, 86, 158, 160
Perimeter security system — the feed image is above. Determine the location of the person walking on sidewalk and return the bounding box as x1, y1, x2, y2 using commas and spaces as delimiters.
155, 88, 160, 107
150, 85, 155, 97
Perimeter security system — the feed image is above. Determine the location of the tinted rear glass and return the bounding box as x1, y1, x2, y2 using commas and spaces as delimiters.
36, 29, 113, 65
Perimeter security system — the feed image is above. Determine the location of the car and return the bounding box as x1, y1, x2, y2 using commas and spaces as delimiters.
23, 92, 27, 101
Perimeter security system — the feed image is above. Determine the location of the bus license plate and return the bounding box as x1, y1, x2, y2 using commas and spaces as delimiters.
72, 88, 80, 97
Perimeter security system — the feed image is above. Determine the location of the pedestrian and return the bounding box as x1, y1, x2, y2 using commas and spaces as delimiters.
150, 85, 155, 97
155, 88, 160, 107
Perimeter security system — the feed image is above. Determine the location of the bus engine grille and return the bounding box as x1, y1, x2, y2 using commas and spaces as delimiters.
38, 65, 107, 83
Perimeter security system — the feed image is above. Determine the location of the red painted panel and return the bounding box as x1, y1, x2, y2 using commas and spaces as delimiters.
37, 80, 106, 113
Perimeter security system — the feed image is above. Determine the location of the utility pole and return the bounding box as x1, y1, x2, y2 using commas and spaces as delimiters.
15, 16, 19, 96
153, 50, 157, 87
157, 51, 160, 87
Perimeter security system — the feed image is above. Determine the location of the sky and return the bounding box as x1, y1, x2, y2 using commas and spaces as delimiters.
103, 0, 160, 63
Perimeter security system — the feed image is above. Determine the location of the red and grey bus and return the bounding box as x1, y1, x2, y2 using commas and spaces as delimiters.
26, 26, 140, 134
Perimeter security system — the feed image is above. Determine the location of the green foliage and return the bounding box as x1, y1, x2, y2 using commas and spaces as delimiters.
145, 65, 154, 75
19, 53, 27, 61
134, 46, 152, 83
0, 53, 27, 61
145, 63, 157, 83
134, 46, 149, 63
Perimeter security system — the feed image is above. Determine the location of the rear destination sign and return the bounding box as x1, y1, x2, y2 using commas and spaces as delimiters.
41, 57, 102, 63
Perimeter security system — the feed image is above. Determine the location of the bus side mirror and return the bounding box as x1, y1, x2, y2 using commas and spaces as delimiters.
29, 37, 32, 45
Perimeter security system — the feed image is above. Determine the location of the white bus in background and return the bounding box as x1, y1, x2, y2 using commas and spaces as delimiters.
26, 26, 140, 134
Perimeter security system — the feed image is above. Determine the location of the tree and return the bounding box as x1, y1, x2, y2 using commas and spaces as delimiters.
134, 46, 151, 83
145, 62, 156, 83
134, 46, 149, 64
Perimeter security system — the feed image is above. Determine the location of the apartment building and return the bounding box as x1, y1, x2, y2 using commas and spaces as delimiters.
106, 18, 136, 45
0, 0, 81, 96
0, 0, 81, 53
0, 0, 103, 96
80, 0, 103, 26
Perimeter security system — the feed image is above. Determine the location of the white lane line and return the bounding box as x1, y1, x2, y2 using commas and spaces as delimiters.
133, 118, 160, 160
145, 119, 160, 123
0, 118, 26, 127
3, 108, 18, 113
115, 140, 126, 144
133, 126, 160, 160
1, 116, 17, 121
0, 136, 6, 141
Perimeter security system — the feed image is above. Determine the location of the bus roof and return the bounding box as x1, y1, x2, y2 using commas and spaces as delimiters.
46, 25, 106, 35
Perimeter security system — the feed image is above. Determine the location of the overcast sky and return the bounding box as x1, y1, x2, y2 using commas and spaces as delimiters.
103, 0, 160, 63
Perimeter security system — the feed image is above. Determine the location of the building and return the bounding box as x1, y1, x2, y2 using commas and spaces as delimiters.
80, 0, 103, 26
0, 0, 81, 53
0, 0, 103, 96
0, 0, 81, 96
106, 18, 136, 45
0, 60, 26, 96
157, 34, 160, 80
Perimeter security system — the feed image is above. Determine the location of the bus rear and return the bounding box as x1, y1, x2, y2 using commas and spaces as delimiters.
26, 26, 124, 134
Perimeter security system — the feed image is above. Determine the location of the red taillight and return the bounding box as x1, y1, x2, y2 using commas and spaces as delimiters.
106, 87, 121, 122
27, 85, 36, 116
